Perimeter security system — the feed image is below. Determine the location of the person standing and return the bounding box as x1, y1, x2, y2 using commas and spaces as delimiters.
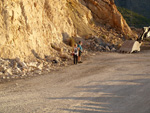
72, 44, 78, 64
78, 41, 83, 63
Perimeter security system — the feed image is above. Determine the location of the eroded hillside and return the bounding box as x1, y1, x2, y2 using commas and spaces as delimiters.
0, 0, 76, 61
0, 0, 136, 61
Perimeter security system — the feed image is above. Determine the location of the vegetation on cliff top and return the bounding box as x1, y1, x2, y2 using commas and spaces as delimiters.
115, 0, 150, 19
117, 7, 150, 28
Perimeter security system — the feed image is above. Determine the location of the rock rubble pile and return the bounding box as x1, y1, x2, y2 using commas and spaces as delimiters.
0, 52, 72, 82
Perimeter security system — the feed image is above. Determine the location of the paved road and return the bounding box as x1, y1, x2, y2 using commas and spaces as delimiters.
0, 50, 150, 113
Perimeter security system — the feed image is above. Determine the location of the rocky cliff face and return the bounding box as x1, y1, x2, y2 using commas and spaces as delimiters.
0, 0, 75, 61
81, 0, 134, 36
0, 0, 136, 61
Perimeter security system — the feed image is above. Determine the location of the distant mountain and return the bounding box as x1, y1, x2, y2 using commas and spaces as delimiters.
117, 7, 150, 28
115, 0, 150, 19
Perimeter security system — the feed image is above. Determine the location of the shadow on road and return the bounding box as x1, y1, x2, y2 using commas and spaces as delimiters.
48, 74, 150, 113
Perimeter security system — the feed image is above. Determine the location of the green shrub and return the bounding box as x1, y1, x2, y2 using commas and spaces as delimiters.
68, 37, 75, 47
101, 35, 107, 39
117, 7, 150, 28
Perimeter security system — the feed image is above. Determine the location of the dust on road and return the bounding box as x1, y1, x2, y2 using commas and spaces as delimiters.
0, 50, 150, 113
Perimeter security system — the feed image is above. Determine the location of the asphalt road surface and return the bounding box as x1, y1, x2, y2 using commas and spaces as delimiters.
0, 50, 150, 113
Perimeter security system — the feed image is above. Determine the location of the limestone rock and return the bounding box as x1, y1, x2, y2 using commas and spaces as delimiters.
16, 58, 27, 68
14, 67, 22, 74
20, 62, 27, 68
34, 70, 42, 75
94, 37, 104, 44
106, 46, 111, 51
97, 45, 105, 51
27, 62, 38, 68
0, 0, 75, 61
111, 47, 117, 52
0, 72, 3, 76
51, 44, 63, 52
0, 66, 4, 72
60, 53, 71, 60
37, 63, 43, 70
82, 0, 137, 38
5, 68, 13, 76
